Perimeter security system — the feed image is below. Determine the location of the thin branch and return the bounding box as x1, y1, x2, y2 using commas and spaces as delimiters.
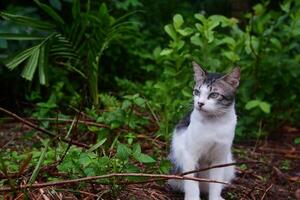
1, 117, 110, 129
180, 161, 260, 176
260, 184, 273, 200
0, 107, 89, 148
0, 172, 231, 193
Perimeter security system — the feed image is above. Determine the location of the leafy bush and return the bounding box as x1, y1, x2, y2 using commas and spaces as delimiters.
0, 0, 136, 106
144, 0, 300, 139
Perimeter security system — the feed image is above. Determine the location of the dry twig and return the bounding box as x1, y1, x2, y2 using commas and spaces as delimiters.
0, 107, 89, 148
0, 172, 231, 193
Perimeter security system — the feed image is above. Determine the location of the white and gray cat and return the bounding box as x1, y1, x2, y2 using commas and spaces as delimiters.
168, 61, 240, 200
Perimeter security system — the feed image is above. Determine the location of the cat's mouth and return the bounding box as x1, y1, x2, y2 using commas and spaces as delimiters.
196, 106, 208, 113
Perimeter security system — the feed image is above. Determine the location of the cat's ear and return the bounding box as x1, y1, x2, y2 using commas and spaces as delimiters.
192, 61, 206, 83
223, 67, 240, 88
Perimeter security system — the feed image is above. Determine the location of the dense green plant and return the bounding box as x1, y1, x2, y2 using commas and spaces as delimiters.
0, 0, 135, 106
143, 0, 300, 139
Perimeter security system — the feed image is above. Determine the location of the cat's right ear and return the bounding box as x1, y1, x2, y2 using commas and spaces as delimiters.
192, 61, 206, 83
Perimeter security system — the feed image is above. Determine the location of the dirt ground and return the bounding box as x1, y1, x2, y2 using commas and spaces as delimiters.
0, 121, 299, 200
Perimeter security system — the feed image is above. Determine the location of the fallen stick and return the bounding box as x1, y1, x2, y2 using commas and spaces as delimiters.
180, 161, 260, 176
0, 107, 89, 148
0, 172, 231, 193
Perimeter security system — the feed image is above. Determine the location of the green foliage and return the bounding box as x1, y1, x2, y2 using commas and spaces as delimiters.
0, 0, 136, 106
146, 0, 300, 139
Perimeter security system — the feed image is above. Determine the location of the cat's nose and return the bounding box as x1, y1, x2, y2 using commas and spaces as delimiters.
198, 102, 204, 107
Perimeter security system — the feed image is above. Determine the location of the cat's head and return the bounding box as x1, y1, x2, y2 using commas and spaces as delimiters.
192, 61, 240, 117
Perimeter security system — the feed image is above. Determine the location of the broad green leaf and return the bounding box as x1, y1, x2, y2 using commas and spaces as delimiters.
88, 138, 107, 152
160, 48, 173, 56
194, 14, 206, 23
21, 46, 40, 81
0, 12, 55, 30
164, 24, 176, 40
0, 33, 44, 40
245, 100, 260, 110
190, 33, 202, 47
34, 0, 64, 24
177, 27, 193, 36
294, 138, 300, 144
159, 159, 172, 174
270, 38, 282, 49
280, 1, 291, 12
173, 14, 184, 30
259, 102, 271, 114
136, 153, 155, 163
222, 37, 236, 46
79, 153, 91, 167
223, 51, 240, 62
207, 20, 220, 31
132, 143, 141, 159
117, 143, 131, 161
4, 46, 36, 70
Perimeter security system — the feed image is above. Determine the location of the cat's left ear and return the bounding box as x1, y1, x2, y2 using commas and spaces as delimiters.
223, 67, 240, 88
192, 61, 206, 83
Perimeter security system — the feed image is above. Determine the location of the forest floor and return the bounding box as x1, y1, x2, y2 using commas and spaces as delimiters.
0, 119, 299, 200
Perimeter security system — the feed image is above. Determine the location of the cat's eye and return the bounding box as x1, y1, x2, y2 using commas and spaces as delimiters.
208, 92, 219, 99
193, 89, 200, 96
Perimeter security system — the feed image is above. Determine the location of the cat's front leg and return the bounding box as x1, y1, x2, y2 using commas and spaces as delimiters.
182, 157, 200, 200
208, 165, 225, 200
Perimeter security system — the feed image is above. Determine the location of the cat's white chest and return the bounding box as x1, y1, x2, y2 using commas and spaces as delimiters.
180, 110, 237, 161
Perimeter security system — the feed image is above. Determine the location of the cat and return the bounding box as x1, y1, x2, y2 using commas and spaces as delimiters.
168, 61, 240, 200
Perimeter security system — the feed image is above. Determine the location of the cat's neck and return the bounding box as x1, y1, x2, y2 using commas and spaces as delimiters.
190, 103, 236, 123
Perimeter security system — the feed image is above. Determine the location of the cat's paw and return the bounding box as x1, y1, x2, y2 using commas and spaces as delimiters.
184, 195, 201, 200
209, 196, 225, 200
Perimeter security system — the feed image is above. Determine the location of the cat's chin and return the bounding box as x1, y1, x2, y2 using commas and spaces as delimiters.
195, 107, 224, 117
195, 107, 209, 113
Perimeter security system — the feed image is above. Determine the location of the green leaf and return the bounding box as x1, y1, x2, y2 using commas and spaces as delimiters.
259, 102, 271, 114
194, 14, 206, 23
177, 27, 193, 36
117, 143, 131, 161
79, 153, 91, 167
294, 138, 300, 144
132, 143, 141, 159
4, 46, 36, 70
0, 12, 56, 30
133, 97, 145, 107
21, 46, 40, 81
0, 39, 7, 48
29, 140, 49, 184
223, 51, 240, 62
49, 0, 62, 10
160, 48, 173, 56
190, 33, 202, 47
280, 1, 291, 12
88, 138, 107, 152
173, 14, 184, 30
34, 0, 64, 24
164, 24, 176, 40
38, 44, 48, 85
136, 153, 155, 163
245, 100, 260, 110
0, 33, 45, 40
159, 159, 172, 174
245, 100, 271, 114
